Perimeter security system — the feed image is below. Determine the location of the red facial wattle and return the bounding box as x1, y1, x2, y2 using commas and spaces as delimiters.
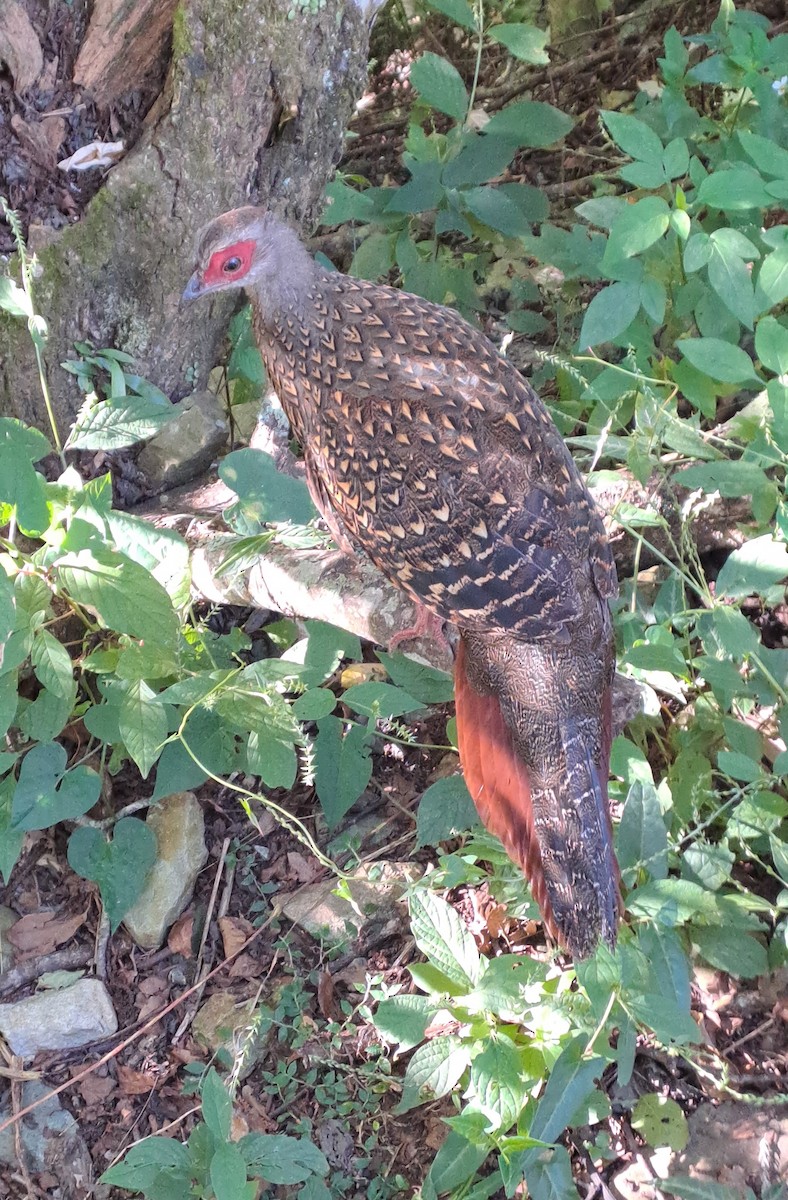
202, 239, 256, 288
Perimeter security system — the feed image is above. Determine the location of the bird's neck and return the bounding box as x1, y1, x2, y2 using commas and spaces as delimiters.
247, 225, 320, 327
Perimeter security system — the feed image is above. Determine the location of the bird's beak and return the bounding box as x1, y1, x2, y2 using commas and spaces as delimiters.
180, 271, 204, 309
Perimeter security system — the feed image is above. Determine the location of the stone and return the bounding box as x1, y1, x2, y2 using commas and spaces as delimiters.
0, 906, 18, 973
0, 978, 118, 1058
192, 991, 271, 1077
137, 390, 229, 488
280, 861, 420, 944
123, 791, 208, 949
0, 1080, 102, 1197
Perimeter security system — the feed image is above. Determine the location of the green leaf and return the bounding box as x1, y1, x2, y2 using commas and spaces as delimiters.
461, 186, 531, 238
0, 275, 33, 317
487, 24, 549, 65
31, 629, 74, 699
756, 316, 788, 375
483, 101, 574, 148
679, 459, 769, 500
376, 652, 454, 703
210, 1142, 249, 1200
292, 688, 337, 721
442, 133, 517, 188
632, 1094, 688, 1151
410, 52, 468, 121
417, 774, 478, 847
603, 196, 671, 263
118, 680, 169, 778
468, 1034, 527, 1133
321, 180, 376, 225
662, 137, 689, 181
67, 818, 156, 931
425, 1132, 488, 1198
524, 1147, 575, 1200
697, 167, 771, 211
100, 1137, 192, 1191
677, 338, 759, 384
684, 839, 735, 892
240, 1133, 327, 1184
202, 1068, 232, 1140
409, 887, 482, 988
0, 446, 49, 535
738, 130, 788, 180
349, 230, 395, 279
690, 925, 768, 978
0, 570, 14, 673
54, 548, 179, 651
715, 535, 788, 600
707, 240, 754, 329
628, 993, 702, 1045
12, 742, 101, 831
374, 994, 437, 1051
395, 1034, 471, 1113
423, 0, 477, 31
313, 716, 372, 828
104, 511, 191, 609
578, 281, 641, 348
617, 782, 668, 884
245, 731, 298, 788
66, 396, 176, 450
758, 246, 788, 308
302, 620, 361, 685
219, 448, 316, 526
601, 111, 663, 163
529, 1037, 603, 1145
0, 774, 24, 883
152, 740, 208, 802
659, 1178, 742, 1200
638, 925, 691, 1012
341, 681, 425, 719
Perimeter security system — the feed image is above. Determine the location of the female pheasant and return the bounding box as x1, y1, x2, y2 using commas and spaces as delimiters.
184, 207, 621, 959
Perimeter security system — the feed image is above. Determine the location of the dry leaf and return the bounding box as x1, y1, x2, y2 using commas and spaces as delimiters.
227, 953, 264, 980
286, 851, 320, 884
8, 910, 87, 958
317, 969, 339, 1021
168, 914, 195, 958
11, 115, 57, 170
219, 915, 254, 959
0, 2, 43, 93
77, 1072, 116, 1105
117, 1065, 158, 1095
58, 140, 125, 172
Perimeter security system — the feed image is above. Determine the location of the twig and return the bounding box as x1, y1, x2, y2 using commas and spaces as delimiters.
0, 946, 93, 999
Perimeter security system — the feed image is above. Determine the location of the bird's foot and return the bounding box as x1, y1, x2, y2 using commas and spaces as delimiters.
388, 605, 450, 653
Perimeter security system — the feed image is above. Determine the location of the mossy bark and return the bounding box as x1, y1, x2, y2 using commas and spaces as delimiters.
0, 0, 373, 432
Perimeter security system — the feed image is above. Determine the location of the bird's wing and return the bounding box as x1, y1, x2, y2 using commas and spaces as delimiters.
313, 280, 616, 642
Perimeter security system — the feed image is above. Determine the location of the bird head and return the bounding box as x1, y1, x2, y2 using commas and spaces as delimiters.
182, 207, 305, 304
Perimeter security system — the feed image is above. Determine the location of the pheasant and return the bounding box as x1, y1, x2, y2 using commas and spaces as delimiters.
184, 207, 621, 959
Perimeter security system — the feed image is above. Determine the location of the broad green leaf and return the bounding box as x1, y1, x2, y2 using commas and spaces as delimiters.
374, 994, 437, 1051
239, 1133, 327, 1184
0, 446, 49, 535
468, 1034, 527, 1133
0, 570, 15, 672
417, 774, 478, 847
425, 1131, 488, 1197
313, 716, 372, 827
202, 1068, 232, 1140
376, 652, 454, 703
152, 740, 208, 801
67, 817, 156, 931
690, 925, 768, 978
738, 130, 788, 180
442, 133, 517, 188
678, 459, 769, 498
409, 887, 482, 988
708, 605, 760, 657
715, 535, 788, 600
12, 742, 101, 831
0, 275, 32, 317
104, 512, 191, 609
410, 52, 468, 121
118, 680, 169, 778
395, 1034, 471, 1113
617, 782, 668, 884
578, 281, 641, 348
341, 681, 425, 719
423, 0, 477, 31
627, 878, 718, 926
684, 839, 735, 892
756, 315, 788, 375
659, 1178, 742, 1200
54, 549, 179, 651
640, 277, 667, 324
219, 447, 316, 526
210, 1142, 249, 1200
529, 1038, 603, 1145
301, 619, 361, 685
292, 687, 337, 721
632, 1094, 688, 1151
245, 731, 297, 788
67, 395, 176, 450
662, 137, 689, 180
677, 338, 759, 384
484, 101, 574, 148
697, 167, 771, 210
524, 1146, 575, 1200
683, 232, 712, 273
0, 774, 24, 883
0, 671, 17, 742
637, 925, 690, 1011
601, 111, 663, 163
628, 993, 702, 1045
462, 186, 531, 238
321, 180, 375, 225
31, 629, 73, 699
604, 196, 670, 263
350, 230, 396, 278
758, 246, 788, 308
100, 1137, 192, 1190
707, 240, 754, 329
464, 954, 548, 1021
487, 24, 549, 65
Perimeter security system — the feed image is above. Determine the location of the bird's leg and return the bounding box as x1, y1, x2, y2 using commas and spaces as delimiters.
388, 604, 450, 653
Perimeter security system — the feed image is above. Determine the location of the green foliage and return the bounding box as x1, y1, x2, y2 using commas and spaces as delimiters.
101, 1067, 330, 1199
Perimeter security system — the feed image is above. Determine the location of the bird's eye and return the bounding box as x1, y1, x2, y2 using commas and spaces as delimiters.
223, 256, 242, 274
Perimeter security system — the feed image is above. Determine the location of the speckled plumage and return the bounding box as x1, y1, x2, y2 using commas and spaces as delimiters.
186, 207, 622, 958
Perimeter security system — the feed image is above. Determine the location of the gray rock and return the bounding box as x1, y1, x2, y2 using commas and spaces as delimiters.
137, 389, 229, 488
0, 1079, 103, 1198
123, 791, 208, 949
0, 978, 118, 1058
281, 861, 420, 944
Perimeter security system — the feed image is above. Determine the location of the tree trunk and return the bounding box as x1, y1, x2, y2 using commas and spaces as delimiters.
0, 0, 375, 433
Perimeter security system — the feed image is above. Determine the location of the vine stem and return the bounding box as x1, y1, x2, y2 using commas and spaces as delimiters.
465, 0, 485, 122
